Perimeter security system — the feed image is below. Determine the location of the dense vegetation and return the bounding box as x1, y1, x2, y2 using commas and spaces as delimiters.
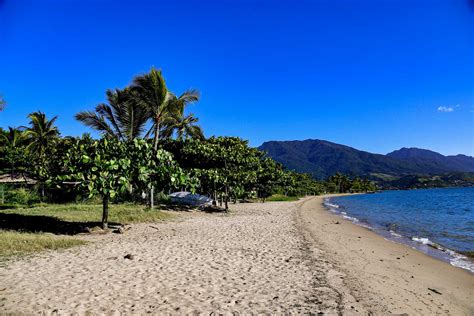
1, 68, 376, 230
381, 173, 474, 190
259, 139, 474, 188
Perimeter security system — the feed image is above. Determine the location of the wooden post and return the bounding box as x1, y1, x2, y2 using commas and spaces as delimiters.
102, 195, 109, 230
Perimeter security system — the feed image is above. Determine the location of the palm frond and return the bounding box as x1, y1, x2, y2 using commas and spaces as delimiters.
76, 87, 150, 140
75, 110, 118, 138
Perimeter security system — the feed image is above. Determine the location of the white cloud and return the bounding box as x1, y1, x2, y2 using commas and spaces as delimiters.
437, 106, 454, 113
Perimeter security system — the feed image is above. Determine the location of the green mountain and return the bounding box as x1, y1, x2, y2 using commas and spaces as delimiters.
258, 139, 474, 180
387, 147, 474, 173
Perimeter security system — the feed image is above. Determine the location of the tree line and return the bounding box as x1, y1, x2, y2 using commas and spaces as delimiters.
0, 68, 376, 229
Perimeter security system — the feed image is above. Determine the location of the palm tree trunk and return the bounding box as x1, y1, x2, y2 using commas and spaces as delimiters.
153, 121, 160, 151
150, 121, 160, 209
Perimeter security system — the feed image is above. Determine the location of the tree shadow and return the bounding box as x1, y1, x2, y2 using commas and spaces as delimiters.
0, 213, 121, 235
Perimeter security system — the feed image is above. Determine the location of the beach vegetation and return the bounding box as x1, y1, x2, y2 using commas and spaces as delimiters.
0, 230, 85, 260
75, 87, 149, 141
0, 203, 172, 227
0, 67, 373, 236
265, 194, 299, 202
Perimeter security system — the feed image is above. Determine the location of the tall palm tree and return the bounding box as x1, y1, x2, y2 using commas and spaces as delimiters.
131, 68, 166, 147
131, 67, 191, 150
130, 68, 171, 208
160, 90, 204, 140
131, 68, 204, 206
24, 111, 59, 198
75, 88, 149, 141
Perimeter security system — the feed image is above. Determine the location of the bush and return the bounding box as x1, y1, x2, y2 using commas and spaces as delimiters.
265, 194, 299, 202
5, 188, 41, 205
155, 191, 171, 204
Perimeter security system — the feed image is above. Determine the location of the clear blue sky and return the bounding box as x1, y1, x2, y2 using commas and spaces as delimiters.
1, 0, 473, 155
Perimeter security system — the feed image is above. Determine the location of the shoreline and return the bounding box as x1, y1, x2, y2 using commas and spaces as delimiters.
297, 195, 474, 314
324, 194, 474, 273
0, 197, 472, 313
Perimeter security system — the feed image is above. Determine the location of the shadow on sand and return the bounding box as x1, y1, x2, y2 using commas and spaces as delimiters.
0, 213, 121, 235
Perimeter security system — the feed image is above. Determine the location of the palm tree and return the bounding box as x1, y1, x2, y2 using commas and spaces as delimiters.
24, 111, 60, 198
160, 90, 203, 140
130, 68, 172, 208
24, 111, 59, 156
1, 127, 25, 178
131, 68, 204, 207
131, 67, 170, 150
75, 88, 149, 141
168, 113, 204, 140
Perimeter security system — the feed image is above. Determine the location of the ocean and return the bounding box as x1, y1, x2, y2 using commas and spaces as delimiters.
325, 187, 474, 273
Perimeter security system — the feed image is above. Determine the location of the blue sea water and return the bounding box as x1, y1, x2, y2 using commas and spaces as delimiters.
326, 187, 474, 273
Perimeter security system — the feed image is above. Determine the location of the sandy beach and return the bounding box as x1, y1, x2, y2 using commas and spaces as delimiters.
0, 196, 473, 314
299, 195, 474, 315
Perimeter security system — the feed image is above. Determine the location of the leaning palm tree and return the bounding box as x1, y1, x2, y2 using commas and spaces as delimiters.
160, 90, 204, 140
75, 88, 149, 141
24, 111, 60, 198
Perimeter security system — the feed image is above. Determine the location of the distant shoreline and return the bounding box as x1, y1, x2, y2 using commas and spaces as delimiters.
297, 195, 474, 314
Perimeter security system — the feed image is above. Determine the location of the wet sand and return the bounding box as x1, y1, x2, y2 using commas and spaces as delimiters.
298, 195, 474, 315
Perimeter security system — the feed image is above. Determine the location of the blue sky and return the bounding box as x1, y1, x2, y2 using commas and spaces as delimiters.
0, 0, 473, 155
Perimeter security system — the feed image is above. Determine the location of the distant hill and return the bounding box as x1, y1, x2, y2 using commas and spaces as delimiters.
387, 148, 474, 173
258, 139, 474, 179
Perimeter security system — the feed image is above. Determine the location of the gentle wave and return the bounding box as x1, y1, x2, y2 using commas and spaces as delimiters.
323, 197, 474, 274
410, 236, 474, 273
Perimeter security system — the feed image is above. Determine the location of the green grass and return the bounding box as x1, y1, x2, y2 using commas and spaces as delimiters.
265, 194, 300, 202
0, 203, 173, 259
0, 203, 173, 224
0, 230, 86, 260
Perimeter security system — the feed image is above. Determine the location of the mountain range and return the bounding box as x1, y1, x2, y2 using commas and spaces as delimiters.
258, 139, 474, 180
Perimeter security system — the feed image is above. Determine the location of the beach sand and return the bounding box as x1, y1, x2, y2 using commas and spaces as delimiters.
298, 195, 474, 315
0, 196, 473, 314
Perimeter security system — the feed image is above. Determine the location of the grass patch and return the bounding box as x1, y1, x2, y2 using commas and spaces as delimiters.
0, 203, 174, 235
0, 203, 172, 259
0, 203, 173, 224
265, 194, 300, 202
0, 230, 86, 260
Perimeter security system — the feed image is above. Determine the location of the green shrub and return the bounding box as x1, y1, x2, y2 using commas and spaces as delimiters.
266, 194, 299, 202
155, 191, 171, 204
5, 188, 41, 205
